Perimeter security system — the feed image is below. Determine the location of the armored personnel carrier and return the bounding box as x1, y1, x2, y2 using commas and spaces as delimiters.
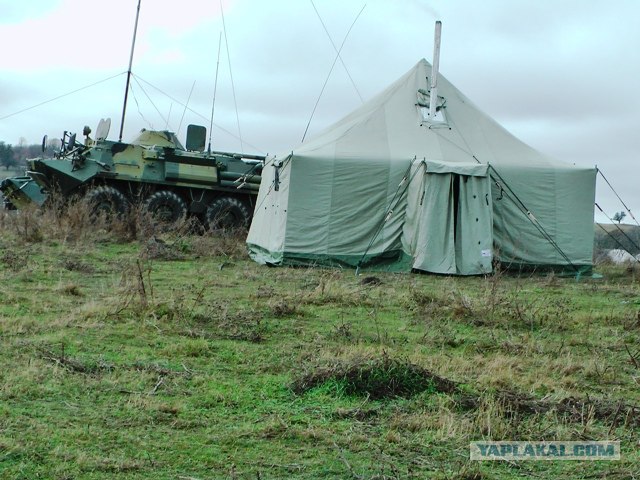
0, 119, 263, 229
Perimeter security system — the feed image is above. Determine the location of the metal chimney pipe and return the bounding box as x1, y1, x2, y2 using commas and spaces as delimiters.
429, 21, 442, 119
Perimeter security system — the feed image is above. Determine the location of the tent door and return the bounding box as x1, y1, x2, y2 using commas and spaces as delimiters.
413, 172, 493, 275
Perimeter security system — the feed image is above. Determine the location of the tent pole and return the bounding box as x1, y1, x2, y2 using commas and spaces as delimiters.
429, 21, 442, 119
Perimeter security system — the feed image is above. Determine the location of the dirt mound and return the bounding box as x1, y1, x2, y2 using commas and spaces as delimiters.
291, 355, 457, 399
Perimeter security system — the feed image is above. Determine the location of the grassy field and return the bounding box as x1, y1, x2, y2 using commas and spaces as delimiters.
0, 207, 639, 479
0, 167, 27, 180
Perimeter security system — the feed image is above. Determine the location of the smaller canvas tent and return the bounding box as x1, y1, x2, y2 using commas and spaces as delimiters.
247, 59, 596, 275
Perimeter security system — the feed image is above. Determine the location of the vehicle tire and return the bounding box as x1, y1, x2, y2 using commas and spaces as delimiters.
205, 196, 251, 230
84, 185, 128, 218
143, 190, 187, 228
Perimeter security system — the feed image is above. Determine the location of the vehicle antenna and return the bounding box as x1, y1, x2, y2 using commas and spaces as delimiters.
220, 0, 243, 151
178, 80, 197, 136
208, 31, 223, 155
165, 103, 173, 130
301, 3, 366, 143
119, 0, 142, 142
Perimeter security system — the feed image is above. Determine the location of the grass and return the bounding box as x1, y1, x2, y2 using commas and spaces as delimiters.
0, 208, 639, 479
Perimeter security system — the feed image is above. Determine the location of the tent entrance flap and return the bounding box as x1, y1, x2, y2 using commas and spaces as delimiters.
412, 162, 493, 275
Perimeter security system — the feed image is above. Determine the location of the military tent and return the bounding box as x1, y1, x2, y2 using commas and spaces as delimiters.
247, 59, 596, 275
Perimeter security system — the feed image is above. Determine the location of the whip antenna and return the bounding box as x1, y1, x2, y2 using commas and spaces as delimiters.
119, 0, 142, 141
208, 32, 223, 154
220, 0, 243, 151
301, 3, 366, 143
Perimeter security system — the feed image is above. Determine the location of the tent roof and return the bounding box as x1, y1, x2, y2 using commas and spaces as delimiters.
292, 59, 579, 173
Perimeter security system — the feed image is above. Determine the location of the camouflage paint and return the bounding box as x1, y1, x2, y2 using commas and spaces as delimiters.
0, 125, 264, 217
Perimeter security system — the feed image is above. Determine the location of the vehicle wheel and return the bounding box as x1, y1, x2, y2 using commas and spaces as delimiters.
205, 196, 251, 230
84, 186, 128, 218
143, 190, 187, 228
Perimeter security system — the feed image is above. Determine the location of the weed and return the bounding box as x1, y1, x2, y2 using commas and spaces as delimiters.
59, 257, 95, 273
1, 250, 27, 271
139, 236, 186, 261
359, 275, 382, 286
36, 344, 113, 375
408, 287, 446, 309
190, 305, 267, 343
192, 228, 249, 259
268, 299, 300, 318
450, 291, 476, 320
497, 282, 571, 330
58, 283, 83, 296
297, 270, 377, 308
331, 319, 354, 341
253, 285, 276, 298
2, 204, 44, 242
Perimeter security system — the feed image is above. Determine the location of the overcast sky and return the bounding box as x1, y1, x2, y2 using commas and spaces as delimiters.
1, 0, 638, 222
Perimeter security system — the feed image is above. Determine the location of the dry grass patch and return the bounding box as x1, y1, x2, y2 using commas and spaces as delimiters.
57, 282, 83, 296
59, 257, 96, 273
189, 305, 267, 343
35, 344, 114, 375
1, 250, 28, 271
186, 228, 249, 259
291, 270, 382, 308
267, 298, 302, 318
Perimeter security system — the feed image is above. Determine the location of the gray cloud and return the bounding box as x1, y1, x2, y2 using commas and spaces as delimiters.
1, 0, 638, 219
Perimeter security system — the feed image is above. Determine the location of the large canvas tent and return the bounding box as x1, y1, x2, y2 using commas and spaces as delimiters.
247, 59, 596, 275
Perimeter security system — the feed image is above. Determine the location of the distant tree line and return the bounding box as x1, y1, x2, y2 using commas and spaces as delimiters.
0, 137, 61, 170
594, 223, 640, 255
0, 142, 16, 170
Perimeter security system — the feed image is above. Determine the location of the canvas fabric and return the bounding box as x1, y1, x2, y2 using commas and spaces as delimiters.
246, 59, 596, 274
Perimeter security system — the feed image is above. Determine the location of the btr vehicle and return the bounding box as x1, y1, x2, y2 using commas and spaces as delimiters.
0, 119, 264, 229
